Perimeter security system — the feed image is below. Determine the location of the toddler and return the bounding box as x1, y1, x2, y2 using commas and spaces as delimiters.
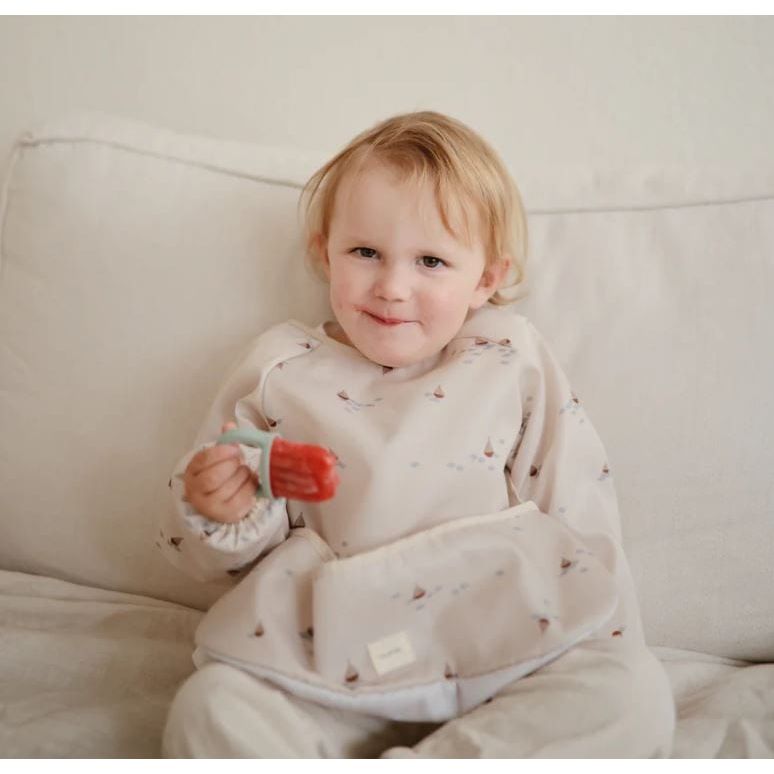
159, 111, 675, 758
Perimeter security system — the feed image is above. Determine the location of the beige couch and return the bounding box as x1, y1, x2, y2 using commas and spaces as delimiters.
1, 112, 772, 757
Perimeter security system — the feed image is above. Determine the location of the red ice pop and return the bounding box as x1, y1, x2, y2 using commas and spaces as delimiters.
217, 427, 339, 502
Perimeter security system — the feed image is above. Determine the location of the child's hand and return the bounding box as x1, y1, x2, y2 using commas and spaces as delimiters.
182, 422, 258, 523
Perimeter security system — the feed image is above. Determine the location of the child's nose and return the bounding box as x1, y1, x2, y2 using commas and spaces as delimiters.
373, 264, 411, 301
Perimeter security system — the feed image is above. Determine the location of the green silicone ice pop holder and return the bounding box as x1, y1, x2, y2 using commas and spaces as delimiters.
216, 427, 280, 500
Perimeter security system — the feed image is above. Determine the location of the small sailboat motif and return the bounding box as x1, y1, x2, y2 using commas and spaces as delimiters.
345, 662, 359, 683
433, 386, 445, 399
483, 438, 494, 458
560, 557, 577, 575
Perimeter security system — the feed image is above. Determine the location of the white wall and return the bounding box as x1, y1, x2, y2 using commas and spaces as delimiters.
1, 15, 773, 177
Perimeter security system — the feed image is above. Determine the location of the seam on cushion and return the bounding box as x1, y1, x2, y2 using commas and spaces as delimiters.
528, 194, 774, 216
16, 135, 307, 191
0, 589, 202, 614
12, 134, 774, 214
0, 142, 26, 281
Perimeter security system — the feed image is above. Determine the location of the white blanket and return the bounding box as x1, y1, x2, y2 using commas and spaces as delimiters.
653, 646, 774, 757
0, 570, 200, 758
1, 569, 772, 758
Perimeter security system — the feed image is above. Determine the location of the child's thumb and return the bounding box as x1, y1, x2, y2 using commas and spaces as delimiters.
221, 421, 237, 434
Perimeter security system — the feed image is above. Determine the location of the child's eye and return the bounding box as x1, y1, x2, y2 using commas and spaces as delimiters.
420, 255, 446, 269
353, 247, 378, 259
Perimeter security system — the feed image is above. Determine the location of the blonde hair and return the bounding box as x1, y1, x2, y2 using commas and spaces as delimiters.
299, 111, 528, 305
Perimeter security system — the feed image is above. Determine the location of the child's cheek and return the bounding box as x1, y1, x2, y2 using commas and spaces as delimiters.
329, 279, 351, 318
332, 273, 358, 306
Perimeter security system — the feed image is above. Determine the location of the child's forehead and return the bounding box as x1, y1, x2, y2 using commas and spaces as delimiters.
337, 160, 428, 203
333, 160, 480, 247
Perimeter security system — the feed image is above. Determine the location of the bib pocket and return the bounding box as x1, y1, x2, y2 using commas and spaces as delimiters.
310, 501, 619, 691
195, 501, 619, 719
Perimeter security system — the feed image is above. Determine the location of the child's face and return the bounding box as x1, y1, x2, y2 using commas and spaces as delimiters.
321, 162, 506, 368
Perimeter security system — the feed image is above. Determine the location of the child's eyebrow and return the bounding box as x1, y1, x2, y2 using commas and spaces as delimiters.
344, 236, 377, 244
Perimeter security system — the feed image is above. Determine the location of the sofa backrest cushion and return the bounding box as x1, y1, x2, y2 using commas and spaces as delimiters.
1, 112, 772, 660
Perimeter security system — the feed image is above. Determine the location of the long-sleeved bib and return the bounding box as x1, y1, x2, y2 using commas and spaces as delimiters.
161, 305, 637, 722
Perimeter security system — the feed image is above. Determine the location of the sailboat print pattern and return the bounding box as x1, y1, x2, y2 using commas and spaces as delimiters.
165, 308, 629, 721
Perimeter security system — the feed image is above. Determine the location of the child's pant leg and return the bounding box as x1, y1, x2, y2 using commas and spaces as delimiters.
382, 638, 676, 759
161, 662, 439, 758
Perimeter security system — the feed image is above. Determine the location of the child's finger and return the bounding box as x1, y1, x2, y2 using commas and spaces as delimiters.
194, 457, 242, 495
188, 444, 240, 475
224, 477, 260, 520
218, 466, 254, 503
218, 421, 240, 451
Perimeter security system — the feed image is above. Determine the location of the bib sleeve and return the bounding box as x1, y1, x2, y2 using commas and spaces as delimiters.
506, 319, 623, 547
158, 333, 293, 583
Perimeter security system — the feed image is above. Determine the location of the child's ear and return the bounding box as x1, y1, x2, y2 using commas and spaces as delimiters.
471, 257, 511, 308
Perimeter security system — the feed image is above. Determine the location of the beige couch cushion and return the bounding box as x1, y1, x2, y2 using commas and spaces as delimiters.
0, 569, 201, 757
0, 112, 772, 661
517, 186, 774, 662
0, 112, 331, 611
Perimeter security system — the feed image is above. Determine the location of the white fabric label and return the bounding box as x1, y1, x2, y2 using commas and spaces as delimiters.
367, 631, 416, 676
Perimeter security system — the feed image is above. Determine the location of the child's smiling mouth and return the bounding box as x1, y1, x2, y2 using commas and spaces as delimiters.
360, 309, 414, 327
